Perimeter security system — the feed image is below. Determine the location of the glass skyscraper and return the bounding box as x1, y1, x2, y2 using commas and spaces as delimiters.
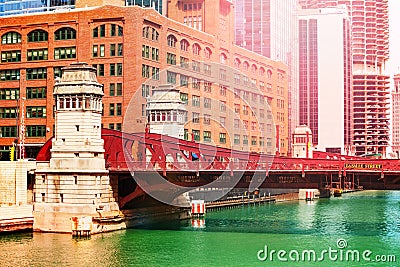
0, 0, 75, 16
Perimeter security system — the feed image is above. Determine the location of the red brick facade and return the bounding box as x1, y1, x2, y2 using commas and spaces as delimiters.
0, 4, 288, 158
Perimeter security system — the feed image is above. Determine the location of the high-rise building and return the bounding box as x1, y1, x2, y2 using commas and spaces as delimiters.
234, 0, 299, 154
0, 0, 76, 16
392, 73, 400, 156
298, 6, 352, 153
299, 0, 390, 156
0, 1, 289, 159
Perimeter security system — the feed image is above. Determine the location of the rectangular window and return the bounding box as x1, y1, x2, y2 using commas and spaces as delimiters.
167, 53, 176, 65
100, 44, 105, 57
1, 50, 21, 62
93, 45, 98, 57
219, 85, 227, 96
26, 68, 47, 80
204, 64, 211, 75
220, 68, 227, 80
142, 84, 150, 97
234, 104, 240, 114
0, 126, 17, 137
27, 106, 46, 118
109, 123, 115, 130
243, 135, 248, 145
180, 93, 188, 104
192, 78, 200, 89
116, 83, 122, 96
234, 134, 240, 144
110, 83, 115, 96
220, 117, 226, 127
204, 81, 212, 92
100, 25, 105, 37
220, 101, 226, 112
219, 133, 226, 144
192, 61, 200, 72
54, 47, 76, 60
116, 123, 122, 131
151, 47, 158, 61
0, 88, 19, 100
251, 136, 257, 146
110, 44, 115, 56
192, 112, 200, 123
203, 131, 211, 142
152, 67, 159, 80
142, 64, 150, 78
180, 57, 189, 68
26, 125, 46, 137
142, 45, 150, 58
192, 95, 200, 107
193, 130, 200, 141
204, 114, 211, 125
93, 64, 104, 76
0, 107, 17, 118
204, 98, 211, 109
167, 71, 176, 84
234, 119, 240, 129
26, 87, 46, 99
116, 103, 122, 116
0, 69, 20, 81
109, 103, 115, 116
180, 75, 189, 87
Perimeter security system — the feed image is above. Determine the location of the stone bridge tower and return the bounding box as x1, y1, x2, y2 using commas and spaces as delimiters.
33, 63, 125, 234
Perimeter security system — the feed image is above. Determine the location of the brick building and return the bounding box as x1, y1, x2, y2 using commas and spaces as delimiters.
0, 1, 289, 159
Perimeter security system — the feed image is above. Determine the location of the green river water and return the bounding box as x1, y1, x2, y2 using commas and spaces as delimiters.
0, 190, 399, 266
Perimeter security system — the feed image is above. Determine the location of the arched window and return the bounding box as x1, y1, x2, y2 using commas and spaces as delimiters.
259, 67, 265, 76
151, 28, 159, 41
251, 64, 257, 74
110, 24, 123, 37
55, 27, 76, 40
28, 29, 48, 42
180, 39, 189, 51
1, 31, 21, 44
267, 69, 273, 79
220, 53, 227, 64
234, 58, 241, 69
204, 47, 212, 59
167, 34, 177, 48
243, 61, 249, 71
192, 43, 201, 55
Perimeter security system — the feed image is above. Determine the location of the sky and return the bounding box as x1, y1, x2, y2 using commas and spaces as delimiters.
388, 0, 400, 75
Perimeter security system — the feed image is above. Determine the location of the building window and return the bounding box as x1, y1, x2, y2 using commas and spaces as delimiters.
220, 101, 226, 112
93, 64, 104, 76
0, 126, 17, 137
234, 119, 240, 129
180, 93, 188, 104
192, 78, 200, 89
220, 53, 227, 64
204, 97, 211, 109
192, 43, 201, 55
26, 125, 46, 137
220, 68, 227, 80
27, 49, 48, 61
204, 81, 212, 92
180, 39, 189, 51
1, 50, 21, 63
180, 75, 189, 87
110, 63, 122, 76
167, 53, 176, 65
54, 47, 76, 59
167, 71, 176, 84
192, 61, 200, 72
243, 135, 248, 145
142, 84, 150, 97
116, 103, 122, 116
234, 104, 240, 114
110, 24, 123, 36
167, 35, 177, 48
54, 27, 76, 40
180, 57, 189, 68
0, 69, 20, 81
142, 45, 150, 58
204, 114, 211, 125
93, 25, 105, 38
152, 67, 160, 80
220, 117, 226, 127
109, 103, 115, 116
234, 134, 240, 144
27, 87, 46, 99
109, 123, 114, 130
142, 26, 159, 41
219, 133, 226, 144
219, 85, 227, 96
0, 88, 19, 100
192, 95, 200, 107
192, 112, 200, 123
27, 29, 48, 42
26, 68, 47, 80
0, 107, 17, 119
203, 131, 211, 142
116, 123, 122, 131
193, 130, 200, 141
151, 47, 158, 61
1, 31, 21, 44
27, 106, 46, 118
204, 47, 211, 59
142, 64, 150, 78
251, 136, 257, 146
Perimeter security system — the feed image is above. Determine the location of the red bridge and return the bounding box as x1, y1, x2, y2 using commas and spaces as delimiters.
37, 129, 400, 208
